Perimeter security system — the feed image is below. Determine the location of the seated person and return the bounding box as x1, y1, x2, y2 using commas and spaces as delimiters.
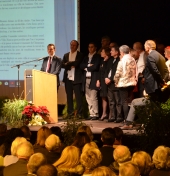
91, 166, 116, 176
36, 164, 58, 176
20, 125, 32, 144
112, 127, 123, 148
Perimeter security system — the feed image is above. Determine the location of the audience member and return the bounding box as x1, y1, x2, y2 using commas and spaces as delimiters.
34, 126, 52, 155
80, 42, 101, 120
0, 124, 7, 146
20, 125, 32, 143
150, 146, 170, 176
77, 125, 94, 141
72, 132, 91, 151
119, 162, 140, 176
53, 146, 84, 176
45, 134, 61, 164
91, 166, 116, 176
131, 151, 153, 176
0, 128, 24, 157
80, 147, 102, 175
27, 153, 46, 176
3, 141, 34, 176
109, 42, 118, 49
3, 137, 27, 166
100, 128, 115, 166
109, 145, 131, 175
112, 127, 123, 148
96, 47, 111, 120
114, 45, 137, 122
142, 40, 169, 102
82, 142, 99, 153
105, 46, 122, 122
62, 40, 84, 119
50, 126, 64, 142
37, 164, 58, 176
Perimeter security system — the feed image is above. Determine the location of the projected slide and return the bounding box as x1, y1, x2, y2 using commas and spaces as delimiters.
0, 0, 77, 81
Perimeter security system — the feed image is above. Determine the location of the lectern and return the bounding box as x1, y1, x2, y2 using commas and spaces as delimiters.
24, 69, 58, 123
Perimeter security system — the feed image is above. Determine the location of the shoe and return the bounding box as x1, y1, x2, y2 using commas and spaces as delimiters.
114, 119, 124, 123
91, 116, 99, 120
86, 116, 93, 120
98, 115, 108, 121
108, 118, 116, 122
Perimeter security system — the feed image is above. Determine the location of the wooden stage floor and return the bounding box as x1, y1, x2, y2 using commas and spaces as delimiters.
28, 117, 140, 135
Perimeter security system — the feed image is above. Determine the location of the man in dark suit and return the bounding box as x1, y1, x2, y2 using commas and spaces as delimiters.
3, 141, 34, 176
142, 40, 169, 102
105, 46, 122, 122
41, 44, 62, 89
80, 42, 101, 120
62, 40, 84, 118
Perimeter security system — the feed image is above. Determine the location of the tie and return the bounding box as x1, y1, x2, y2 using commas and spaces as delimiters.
46, 57, 52, 73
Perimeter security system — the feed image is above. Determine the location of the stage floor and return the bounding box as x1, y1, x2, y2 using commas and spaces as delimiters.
28, 117, 140, 135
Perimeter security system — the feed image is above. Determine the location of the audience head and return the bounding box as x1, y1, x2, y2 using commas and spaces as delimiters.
0, 123, 7, 136
50, 126, 63, 142
131, 151, 153, 175
130, 49, 140, 60
45, 134, 61, 152
119, 162, 140, 176
80, 148, 102, 171
11, 137, 27, 156
16, 141, 34, 159
110, 45, 120, 58
70, 40, 79, 53
101, 47, 111, 59
113, 145, 131, 164
37, 164, 58, 176
164, 46, 170, 60
101, 127, 115, 146
36, 126, 52, 147
72, 132, 91, 151
152, 145, 170, 169
144, 40, 156, 52
82, 142, 98, 153
53, 146, 80, 168
88, 42, 97, 54
101, 36, 110, 48
91, 166, 116, 176
77, 125, 93, 141
20, 125, 31, 140
27, 153, 46, 174
113, 127, 123, 145
133, 42, 144, 53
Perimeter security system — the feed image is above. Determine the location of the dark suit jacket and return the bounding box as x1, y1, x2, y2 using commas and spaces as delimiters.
80, 53, 101, 91
105, 57, 120, 90
41, 55, 62, 86
62, 51, 84, 84
3, 158, 28, 176
143, 50, 169, 94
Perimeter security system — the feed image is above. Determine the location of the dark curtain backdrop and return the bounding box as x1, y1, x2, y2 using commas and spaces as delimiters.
80, 0, 170, 54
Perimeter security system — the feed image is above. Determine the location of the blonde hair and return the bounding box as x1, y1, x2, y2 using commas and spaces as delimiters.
53, 146, 80, 168
77, 125, 93, 141
113, 145, 131, 164
131, 151, 153, 175
152, 146, 170, 169
80, 148, 102, 170
82, 142, 98, 153
119, 162, 140, 176
36, 126, 52, 147
16, 141, 34, 159
145, 40, 156, 50
91, 166, 116, 176
11, 137, 27, 156
45, 134, 61, 151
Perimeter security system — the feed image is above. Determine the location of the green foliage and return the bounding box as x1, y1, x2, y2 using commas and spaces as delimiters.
1, 99, 28, 127
0, 96, 9, 118
135, 98, 170, 154
61, 119, 88, 146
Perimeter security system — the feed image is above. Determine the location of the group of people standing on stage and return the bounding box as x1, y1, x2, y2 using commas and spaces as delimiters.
40, 36, 170, 124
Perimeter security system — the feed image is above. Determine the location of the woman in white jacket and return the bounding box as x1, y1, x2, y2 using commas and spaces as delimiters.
114, 45, 137, 122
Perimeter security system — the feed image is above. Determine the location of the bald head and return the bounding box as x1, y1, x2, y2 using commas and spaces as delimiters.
133, 42, 144, 53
